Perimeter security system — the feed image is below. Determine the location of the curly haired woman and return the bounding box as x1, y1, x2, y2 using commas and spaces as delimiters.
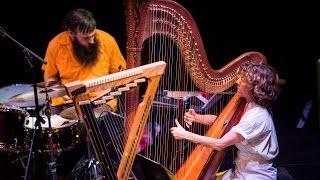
171, 61, 280, 180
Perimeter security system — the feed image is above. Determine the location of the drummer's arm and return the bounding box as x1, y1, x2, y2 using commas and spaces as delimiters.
44, 75, 59, 84
42, 55, 59, 83
42, 40, 60, 85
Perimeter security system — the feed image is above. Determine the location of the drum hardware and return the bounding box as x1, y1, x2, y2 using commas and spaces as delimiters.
24, 116, 79, 154
23, 113, 80, 178
24, 111, 47, 180
23, 87, 63, 180
70, 142, 105, 180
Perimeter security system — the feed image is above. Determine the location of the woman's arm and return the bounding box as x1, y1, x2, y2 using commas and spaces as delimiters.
184, 109, 217, 127
171, 119, 244, 151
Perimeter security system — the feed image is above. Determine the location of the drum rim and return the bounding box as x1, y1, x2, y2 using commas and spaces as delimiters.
0, 104, 28, 153
24, 115, 78, 130
0, 104, 29, 117
0, 143, 21, 153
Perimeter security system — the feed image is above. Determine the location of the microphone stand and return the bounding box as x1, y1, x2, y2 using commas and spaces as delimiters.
0, 26, 47, 180
44, 87, 57, 180
0, 26, 47, 64
23, 50, 47, 180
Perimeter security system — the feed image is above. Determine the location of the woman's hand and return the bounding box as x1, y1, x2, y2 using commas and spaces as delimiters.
184, 109, 197, 128
171, 119, 188, 140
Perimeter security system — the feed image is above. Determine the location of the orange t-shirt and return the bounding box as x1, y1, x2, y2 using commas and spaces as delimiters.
42, 29, 126, 84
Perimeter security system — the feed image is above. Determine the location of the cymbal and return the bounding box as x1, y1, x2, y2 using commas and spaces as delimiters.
39, 85, 67, 98
6, 90, 46, 107
59, 106, 78, 120
5, 85, 67, 107
0, 84, 33, 104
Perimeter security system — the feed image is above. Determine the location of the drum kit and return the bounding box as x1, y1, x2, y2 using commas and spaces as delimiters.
0, 83, 82, 179
0, 28, 86, 179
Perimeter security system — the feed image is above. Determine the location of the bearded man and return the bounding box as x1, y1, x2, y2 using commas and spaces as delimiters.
42, 8, 126, 114
42, 8, 126, 85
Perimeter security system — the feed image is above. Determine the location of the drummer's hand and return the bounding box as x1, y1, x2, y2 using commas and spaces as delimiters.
184, 109, 197, 128
43, 76, 59, 87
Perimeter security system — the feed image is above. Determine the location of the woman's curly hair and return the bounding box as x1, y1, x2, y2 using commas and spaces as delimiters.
238, 62, 280, 108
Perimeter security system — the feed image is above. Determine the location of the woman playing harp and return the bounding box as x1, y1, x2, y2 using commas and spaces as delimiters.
171, 61, 280, 179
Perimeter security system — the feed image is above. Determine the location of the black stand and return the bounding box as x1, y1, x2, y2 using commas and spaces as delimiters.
44, 87, 58, 180
0, 26, 57, 180
70, 137, 103, 179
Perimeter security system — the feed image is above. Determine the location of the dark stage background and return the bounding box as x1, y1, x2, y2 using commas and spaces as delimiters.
0, 0, 319, 179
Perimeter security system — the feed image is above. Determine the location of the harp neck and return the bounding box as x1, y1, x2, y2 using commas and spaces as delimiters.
126, 0, 266, 93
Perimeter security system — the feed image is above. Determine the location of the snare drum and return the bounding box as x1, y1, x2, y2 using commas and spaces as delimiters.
0, 105, 28, 153
24, 114, 80, 153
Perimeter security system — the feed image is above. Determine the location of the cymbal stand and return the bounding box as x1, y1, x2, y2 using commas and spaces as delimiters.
22, 49, 47, 180
44, 87, 57, 180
